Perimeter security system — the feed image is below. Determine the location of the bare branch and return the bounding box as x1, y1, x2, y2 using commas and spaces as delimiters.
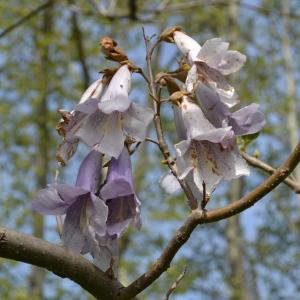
0, 1, 53, 39
242, 152, 300, 193
0, 227, 123, 300
164, 266, 187, 300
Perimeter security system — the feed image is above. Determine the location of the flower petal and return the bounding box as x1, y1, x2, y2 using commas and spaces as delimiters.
194, 83, 231, 127
180, 96, 233, 142
100, 147, 133, 199
173, 31, 201, 64
196, 62, 238, 107
229, 103, 265, 135
93, 113, 125, 158
159, 172, 181, 194
197, 38, 229, 68
99, 65, 131, 114
122, 102, 154, 141
173, 105, 187, 140
62, 199, 86, 253
79, 77, 105, 104
193, 140, 250, 193
32, 186, 71, 215
87, 193, 108, 237
98, 96, 131, 114
55, 183, 88, 202
217, 50, 246, 75
75, 150, 102, 192
106, 195, 137, 236
174, 140, 193, 180
76, 98, 99, 114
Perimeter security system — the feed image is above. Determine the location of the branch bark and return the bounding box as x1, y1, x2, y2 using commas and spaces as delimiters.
0, 228, 124, 300
242, 152, 300, 193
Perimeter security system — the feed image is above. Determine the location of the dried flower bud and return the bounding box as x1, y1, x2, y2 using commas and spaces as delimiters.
99, 37, 117, 55
99, 36, 128, 62
159, 25, 182, 43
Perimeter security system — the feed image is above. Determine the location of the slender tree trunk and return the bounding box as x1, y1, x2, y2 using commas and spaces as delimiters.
281, 0, 300, 208
28, 3, 53, 298
225, 180, 254, 300
224, 2, 259, 299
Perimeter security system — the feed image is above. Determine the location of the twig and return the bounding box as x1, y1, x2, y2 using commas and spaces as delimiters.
142, 28, 198, 210
242, 152, 300, 194
137, 68, 150, 85
117, 142, 300, 300
69, 0, 90, 89
164, 266, 187, 300
145, 137, 160, 147
0, 1, 53, 39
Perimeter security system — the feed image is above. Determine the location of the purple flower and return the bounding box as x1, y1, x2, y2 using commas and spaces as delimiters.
100, 147, 141, 237
56, 78, 105, 165
75, 65, 154, 158
172, 31, 265, 137
174, 96, 249, 195
192, 82, 265, 136
83, 146, 141, 272
32, 150, 108, 253
173, 31, 246, 107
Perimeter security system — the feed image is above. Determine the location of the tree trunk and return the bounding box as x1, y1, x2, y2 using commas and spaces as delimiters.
281, 0, 300, 208
28, 2, 53, 298
225, 2, 259, 299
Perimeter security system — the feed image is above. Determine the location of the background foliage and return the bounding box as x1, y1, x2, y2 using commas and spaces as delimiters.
0, 0, 299, 299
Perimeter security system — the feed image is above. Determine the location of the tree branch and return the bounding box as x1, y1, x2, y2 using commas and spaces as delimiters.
142, 30, 198, 210
0, 228, 123, 300
242, 152, 300, 193
69, 0, 90, 89
117, 142, 300, 299
0, 1, 53, 39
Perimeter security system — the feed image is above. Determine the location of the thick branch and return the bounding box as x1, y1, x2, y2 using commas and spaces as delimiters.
0, 228, 123, 300
117, 142, 300, 299
0, 1, 53, 39
242, 152, 300, 193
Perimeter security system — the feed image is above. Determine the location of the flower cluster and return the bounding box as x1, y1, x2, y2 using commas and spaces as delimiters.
33, 38, 154, 272
160, 28, 265, 197
33, 29, 265, 273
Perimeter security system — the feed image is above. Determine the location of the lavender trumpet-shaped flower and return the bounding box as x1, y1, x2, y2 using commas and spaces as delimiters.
100, 146, 141, 237
174, 96, 249, 195
75, 65, 154, 158
172, 30, 265, 136
32, 150, 108, 254
173, 30, 246, 107
191, 82, 265, 136
56, 77, 105, 165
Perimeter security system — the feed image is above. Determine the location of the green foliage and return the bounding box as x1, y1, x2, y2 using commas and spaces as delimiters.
0, 0, 300, 299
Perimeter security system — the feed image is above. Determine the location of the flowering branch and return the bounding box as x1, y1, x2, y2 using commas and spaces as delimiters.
142, 29, 198, 209
116, 142, 300, 300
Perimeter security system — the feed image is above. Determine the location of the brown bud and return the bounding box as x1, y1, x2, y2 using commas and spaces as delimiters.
158, 25, 182, 43
99, 37, 117, 54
